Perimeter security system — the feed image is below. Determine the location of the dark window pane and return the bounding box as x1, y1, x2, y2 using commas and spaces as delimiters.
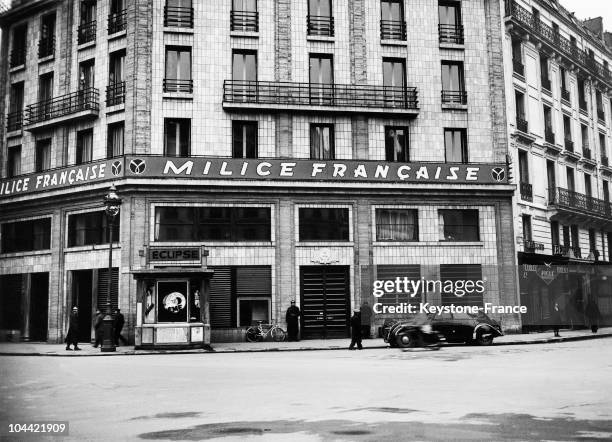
439, 209, 479, 241
299, 208, 349, 241
1, 218, 51, 253
232, 121, 258, 158
385, 126, 409, 162
68, 211, 119, 247
375, 209, 418, 241
310, 124, 334, 159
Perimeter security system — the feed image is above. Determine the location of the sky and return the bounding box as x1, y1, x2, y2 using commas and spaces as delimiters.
558, 0, 612, 33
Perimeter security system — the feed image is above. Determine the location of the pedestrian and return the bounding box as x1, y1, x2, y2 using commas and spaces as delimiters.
585, 298, 601, 333
349, 309, 363, 350
93, 309, 104, 347
285, 300, 301, 342
551, 302, 562, 337
65, 306, 81, 351
360, 301, 373, 339
113, 308, 128, 346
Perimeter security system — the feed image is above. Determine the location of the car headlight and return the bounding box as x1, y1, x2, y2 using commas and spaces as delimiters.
420, 324, 432, 333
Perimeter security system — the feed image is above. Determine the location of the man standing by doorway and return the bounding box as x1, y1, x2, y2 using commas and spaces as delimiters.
285, 300, 301, 341
65, 306, 81, 351
349, 309, 363, 350
113, 308, 128, 346
360, 301, 373, 338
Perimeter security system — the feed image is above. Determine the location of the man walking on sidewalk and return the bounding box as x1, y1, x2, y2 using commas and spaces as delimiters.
65, 306, 81, 351
349, 309, 363, 350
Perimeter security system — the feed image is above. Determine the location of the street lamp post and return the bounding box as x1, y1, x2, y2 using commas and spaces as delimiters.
101, 184, 122, 352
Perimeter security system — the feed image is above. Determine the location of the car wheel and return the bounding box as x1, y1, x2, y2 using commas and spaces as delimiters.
475, 329, 494, 346
395, 332, 414, 348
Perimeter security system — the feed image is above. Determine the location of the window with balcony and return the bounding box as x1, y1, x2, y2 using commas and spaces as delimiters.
36, 72, 54, 119
231, 50, 257, 101
79, 59, 95, 90
604, 181, 610, 203
563, 115, 573, 152
511, 38, 523, 76
439, 209, 479, 241
540, 54, 550, 91
562, 225, 571, 251
164, 47, 192, 93
308, 0, 333, 37
519, 150, 531, 201
39, 13, 55, 59
375, 209, 418, 241
441, 61, 466, 104
547, 160, 556, 194
578, 78, 588, 112
109, 0, 127, 34
310, 54, 334, 104
515, 90, 527, 133
310, 124, 334, 160
35, 139, 51, 172
550, 221, 560, 251
596, 90, 605, 122
438, 1, 463, 44
7, 82, 24, 132
581, 124, 589, 156
68, 211, 120, 247
1, 218, 51, 253
566, 167, 575, 192
78, 0, 97, 45
165, 0, 193, 28
560, 67, 570, 102
600, 132, 607, 158
589, 228, 597, 257
570, 225, 580, 257
444, 128, 467, 163
522, 214, 532, 244
584, 173, 592, 197
108, 50, 125, 106
164, 119, 191, 157
107, 121, 124, 158
231, 0, 258, 32
385, 126, 409, 162
383, 58, 406, 107
299, 208, 349, 241
543, 105, 554, 144
232, 121, 258, 159
381, 0, 406, 40
10, 23, 27, 68
76, 129, 93, 164
7, 145, 21, 178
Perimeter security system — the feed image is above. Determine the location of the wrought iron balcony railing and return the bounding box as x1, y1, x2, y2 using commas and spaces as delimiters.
438, 24, 464, 44
524, 239, 544, 251
571, 246, 582, 259
24, 87, 99, 126
106, 81, 125, 106
381, 20, 406, 40
38, 36, 55, 58
548, 186, 612, 219
545, 128, 555, 144
505, 0, 612, 87
561, 89, 570, 102
9, 48, 26, 68
441, 90, 467, 105
516, 117, 528, 133
513, 60, 524, 76
565, 138, 574, 152
541, 76, 551, 91
108, 10, 127, 34
552, 244, 569, 256
223, 80, 419, 111
77, 20, 96, 44
163, 79, 193, 93
602, 156, 609, 167
164, 5, 193, 28
6, 111, 23, 132
520, 181, 533, 201
230, 10, 258, 32
583, 147, 592, 159
307, 15, 334, 37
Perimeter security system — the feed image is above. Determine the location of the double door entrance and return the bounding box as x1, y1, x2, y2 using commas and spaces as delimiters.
300, 266, 350, 339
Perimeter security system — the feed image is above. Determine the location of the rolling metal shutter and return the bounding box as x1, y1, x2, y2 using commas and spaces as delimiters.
210, 267, 232, 328
439, 264, 483, 306
97, 268, 119, 311
375, 265, 421, 306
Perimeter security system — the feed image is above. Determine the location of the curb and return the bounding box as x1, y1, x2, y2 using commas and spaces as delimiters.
1, 333, 610, 357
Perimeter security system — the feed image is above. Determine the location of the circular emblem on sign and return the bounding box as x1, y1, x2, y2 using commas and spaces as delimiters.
111, 161, 123, 176
491, 167, 506, 182
162, 292, 186, 313
129, 159, 146, 174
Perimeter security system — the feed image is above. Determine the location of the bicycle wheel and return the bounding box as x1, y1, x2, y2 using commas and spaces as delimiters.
245, 327, 260, 342
271, 327, 286, 342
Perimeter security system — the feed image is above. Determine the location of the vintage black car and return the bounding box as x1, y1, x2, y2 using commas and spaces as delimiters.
382, 311, 503, 348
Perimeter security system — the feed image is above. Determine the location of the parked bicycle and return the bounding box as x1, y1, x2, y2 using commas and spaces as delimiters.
245, 321, 286, 342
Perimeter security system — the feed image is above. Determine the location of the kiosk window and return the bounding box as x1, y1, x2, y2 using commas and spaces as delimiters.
157, 281, 189, 323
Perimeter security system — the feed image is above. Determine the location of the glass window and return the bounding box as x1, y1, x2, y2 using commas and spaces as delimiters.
35, 139, 51, 172
518, 150, 529, 183
604, 180, 610, 202
584, 174, 592, 197
67, 211, 120, 247
522, 215, 532, 241
165, 46, 192, 92
238, 298, 270, 327
299, 208, 349, 241
76, 129, 93, 164
600, 133, 607, 157
563, 115, 572, 141
164, 119, 190, 157
232, 0, 256, 11
566, 167, 575, 192
9, 82, 24, 115
233, 121, 258, 158
1, 218, 51, 253
375, 209, 418, 241
438, 1, 461, 26
7, 145, 21, 178
10, 23, 27, 66
38, 72, 54, 102
441, 61, 464, 93
439, 209, 479, 241
109, 50, 125, 84
551, 221, 560, 246
232, 50, 257, 81
107, 121, 124, 158
310, 124, 334, 159
79, 59, 95, 89
444, 128, 467, 163
385, 126, 409, 162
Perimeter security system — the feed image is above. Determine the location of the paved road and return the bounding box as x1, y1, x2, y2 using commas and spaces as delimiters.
1, 339, 611, 441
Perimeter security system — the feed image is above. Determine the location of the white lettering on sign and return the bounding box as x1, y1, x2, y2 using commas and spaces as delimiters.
257, 162, 271, 176
280, 162, 296, 177
164, 161, 193, 175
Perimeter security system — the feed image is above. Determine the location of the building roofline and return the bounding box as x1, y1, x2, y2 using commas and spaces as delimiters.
0, 0, 59, 28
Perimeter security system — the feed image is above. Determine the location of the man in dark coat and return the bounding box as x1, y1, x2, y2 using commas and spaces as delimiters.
585, 298, 601, 333
360, 301, 373, 339
285, 300, 301, 341
65, 306, 81, 351
113, 308, 128, 346
349, 309, 363, 350
551, 302, 562, 337
93, 309, 104, 347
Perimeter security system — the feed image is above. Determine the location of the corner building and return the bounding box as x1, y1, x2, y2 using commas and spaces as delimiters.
0, 0, 519, 347
504, 0, 612, 330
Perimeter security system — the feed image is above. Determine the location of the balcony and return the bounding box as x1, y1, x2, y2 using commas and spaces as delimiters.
381, 20, 406, 41
520, 181, 533, 202
583, 147, 592, 159
513, 60, 524, 77
307, 15, 334, 37
552, 244, 569, 256
548, 187, 612, 223
564, 138, 574, 152
504, 0, 612, 88
441, 90, 467, 105
38, 36, 54, 59
438, 24, 464, 45
514, 117, 535, 144
163, 79, 193, 93
223, 80, 419, 115
23, 87, 99, 131
230, 10, 258, 32
106, 82, 125, 106
108, 10, 127, 35
164, 5, 193, 28
524, 239, 544, 252
9, 48, 26, 68
6, 111, 22, 132
570, 247, 582, 259
561, 89, 570, 103
602, 156, 610, 167
544, 127, 555, 145
541, 76, 551, 92
77, 20, 96, 45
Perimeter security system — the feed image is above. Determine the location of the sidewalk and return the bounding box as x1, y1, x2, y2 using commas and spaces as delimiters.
0, 327, 610, 356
